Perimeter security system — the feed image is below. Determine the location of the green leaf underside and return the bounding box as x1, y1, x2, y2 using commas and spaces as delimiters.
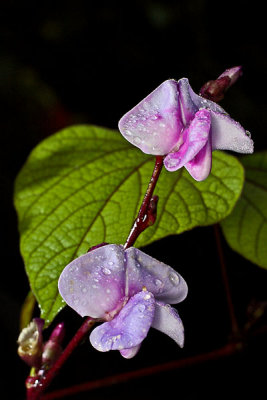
14, 125, 244, 324
221, 151, 267, 269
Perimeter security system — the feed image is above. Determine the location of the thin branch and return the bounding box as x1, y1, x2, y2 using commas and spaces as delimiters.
213, 224, 240, 337
42, 343, 240, 399
124, 156, 164, 249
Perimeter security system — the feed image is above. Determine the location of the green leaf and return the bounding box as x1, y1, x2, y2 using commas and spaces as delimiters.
14, 125, 244, 324
221, 151, 267, 269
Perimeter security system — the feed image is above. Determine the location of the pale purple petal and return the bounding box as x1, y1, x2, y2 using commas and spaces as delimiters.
177, 78, 198, 125
164, 109, 211, 171
125, 247, 188, 304
119, 344, 141, 359
118, 80, 183, 155
58, 244, 126, 318
89, 291, 155, 352
178, 78, 226, 115
185, 137, 212, 181
151, 302, 185, 347
210, 111, 254, 153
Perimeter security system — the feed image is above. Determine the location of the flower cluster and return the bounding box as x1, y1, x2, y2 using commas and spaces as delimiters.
58, 244, 187, 358
118, 69, 253, 181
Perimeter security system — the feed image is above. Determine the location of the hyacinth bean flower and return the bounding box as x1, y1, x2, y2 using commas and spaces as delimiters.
58, 244, 187, 358
118, 73, 254, 181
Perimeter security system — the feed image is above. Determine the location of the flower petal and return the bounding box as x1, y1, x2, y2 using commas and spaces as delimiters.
210, 111, 254, 153
89, 290, 155, 352
118, 80, 183, 155
119, 344, 141, 359
177, 78, 198, 125
164, 108, 211, 171
125, 247, 188, 304
58, 244, 126, 318
185, 136, 212, 181
152, 301, 185, 347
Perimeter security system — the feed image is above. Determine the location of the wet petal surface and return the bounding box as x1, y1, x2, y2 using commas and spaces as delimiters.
89, 290, 155, 352
152, 301, 184, 347
164, 108, 211, 171
125, 247, 188, 304
119, 80, 183, 155
210, 111, 254, 153
58, 244, 126, 318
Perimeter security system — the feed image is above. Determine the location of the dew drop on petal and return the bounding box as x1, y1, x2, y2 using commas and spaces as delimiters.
102, 267, 111, 275
138, 304, 146, 312
154, 278, 163, 287
133, 136, 141, 145
169, 272, 180, 286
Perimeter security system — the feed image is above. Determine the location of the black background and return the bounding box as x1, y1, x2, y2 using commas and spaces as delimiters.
0, 1, 266, 399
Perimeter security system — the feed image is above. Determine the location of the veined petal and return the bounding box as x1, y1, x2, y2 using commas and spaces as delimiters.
164, 109, 211, 171
152, 302, 185, 348
89, 291, 155, 352
118, 80, 183, 155
210, 111, 254, 153
125, 247, 188, 304
185, 136, 212, 181
58, 244, 126, 318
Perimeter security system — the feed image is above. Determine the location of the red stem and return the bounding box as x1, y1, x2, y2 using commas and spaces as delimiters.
124, 155, 164, 249
26, 317, 95, 400
42, 343, 239, 399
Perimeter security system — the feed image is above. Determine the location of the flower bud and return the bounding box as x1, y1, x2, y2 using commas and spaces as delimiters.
17, 318, 44, 368
199, 66, 242, 102
41, 322, 65, 369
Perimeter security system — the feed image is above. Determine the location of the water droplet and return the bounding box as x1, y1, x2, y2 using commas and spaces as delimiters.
166, 158, 179, 168
108, 261, 114, 266
138, 304, 146, 312
133, 136, 141, 145
169, 272, 179, 286
81, 287, 87, 293
102, 267, 111, 275
155, 278, 163, 287
125, 130, 132, 136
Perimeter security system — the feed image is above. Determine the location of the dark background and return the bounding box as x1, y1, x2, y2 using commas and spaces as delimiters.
0, 1, 266, 399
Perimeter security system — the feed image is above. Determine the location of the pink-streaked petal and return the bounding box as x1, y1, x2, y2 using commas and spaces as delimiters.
119, 344, 141, 359
89, 291, 155, 352
178, 78, 226, 120
118, 80, 183, 155
210, 111, 254, 153
164, 109, 211, 171
185, 137, 212, 181
58, 244, 126, 318
152, 302, 184, 348
125, 247, 188, 304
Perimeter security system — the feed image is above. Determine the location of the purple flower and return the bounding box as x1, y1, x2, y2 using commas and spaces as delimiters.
58, 244, 187, 358
118, 75, 253, 181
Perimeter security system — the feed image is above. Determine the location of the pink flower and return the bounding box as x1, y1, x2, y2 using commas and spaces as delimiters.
118, 74, 253, 181
58, 244, 187, 358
